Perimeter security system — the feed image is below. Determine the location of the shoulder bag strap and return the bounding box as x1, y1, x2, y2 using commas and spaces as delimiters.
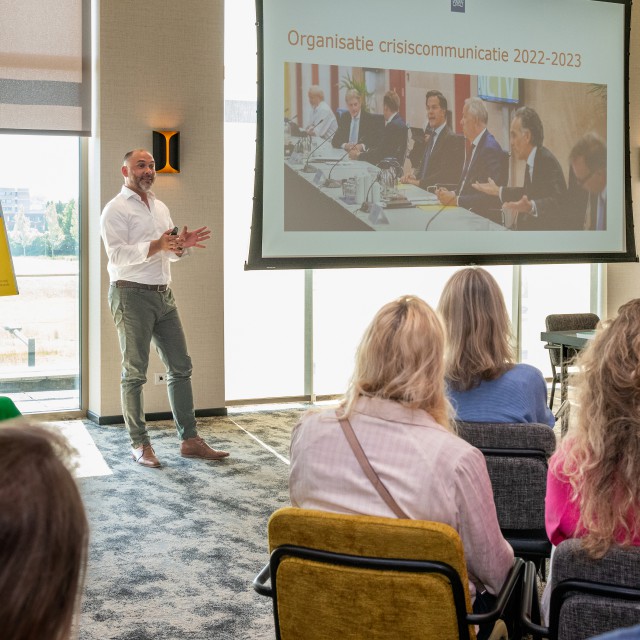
337, 412, 409, 519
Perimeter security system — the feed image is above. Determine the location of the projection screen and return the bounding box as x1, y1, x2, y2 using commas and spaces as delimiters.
246, 0, 636, 269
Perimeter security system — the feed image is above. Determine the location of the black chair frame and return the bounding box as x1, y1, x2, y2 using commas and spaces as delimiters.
544, 313, 600, 411
254, 544, 524, 640
544, 342, 566, 411
521, 560, 640, 640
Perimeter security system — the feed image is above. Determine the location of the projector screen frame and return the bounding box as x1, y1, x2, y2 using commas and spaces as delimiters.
246, 0, 637, 270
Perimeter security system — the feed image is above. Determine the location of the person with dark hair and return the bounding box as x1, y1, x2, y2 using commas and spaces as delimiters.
349, 90, 408, 166
0, 420, 88, 640
438, 267, 554, 426
472, 106, 566, 230
289, 295, 514, 640
436, 97, 508, 221
100, 149, 230, 467
568, 132, 607, 230
401, 89, 465, 189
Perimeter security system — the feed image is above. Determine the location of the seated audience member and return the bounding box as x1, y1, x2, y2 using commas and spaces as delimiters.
438, 267, 554, 427
436, 97, 508, 221
349, 90, 407, 166
401, 89, 465, 190
0, 420, 89, 640
289, 295, 514, 640
304, 85, 338, 140
545, 298, 640, 553
472, 106, 567, 230
332, 89, 384, 153
0, 396, 21, 420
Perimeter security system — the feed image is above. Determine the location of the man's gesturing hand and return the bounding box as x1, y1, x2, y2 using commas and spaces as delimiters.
179, 226, 211, 249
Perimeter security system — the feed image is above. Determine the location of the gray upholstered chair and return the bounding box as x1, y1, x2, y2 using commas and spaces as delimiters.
456, 421, 556, 573
522, 539, 640, 640
544, 313, 600, 410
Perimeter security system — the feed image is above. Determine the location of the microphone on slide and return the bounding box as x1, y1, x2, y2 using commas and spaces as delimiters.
323, 148, 352, 188
305, 117, 325, 136
359, 168, 383, 213
324, 138, 365, 188
424, 201, 450, 231
284, 113, 302, 136
301, 126, 333, 173
425, 190, 460, 231
358, 156, 398, 212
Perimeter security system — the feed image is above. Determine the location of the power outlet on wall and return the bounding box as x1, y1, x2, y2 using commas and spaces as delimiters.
154, 373, 167, 385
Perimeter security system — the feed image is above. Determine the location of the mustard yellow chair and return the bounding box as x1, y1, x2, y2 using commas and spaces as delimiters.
253, 507, 525, 640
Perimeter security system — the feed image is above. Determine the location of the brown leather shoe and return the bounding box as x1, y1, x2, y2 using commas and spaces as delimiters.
180, 436, 229, 460
131, 444, 161, 468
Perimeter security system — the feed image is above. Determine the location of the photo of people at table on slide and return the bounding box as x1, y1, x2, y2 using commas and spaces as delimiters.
283, 64, 607, 233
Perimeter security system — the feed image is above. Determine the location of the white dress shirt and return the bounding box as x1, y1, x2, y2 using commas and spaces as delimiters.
100, 185, 184, 285
307, 100, 338, 139
289, 396, 514, 599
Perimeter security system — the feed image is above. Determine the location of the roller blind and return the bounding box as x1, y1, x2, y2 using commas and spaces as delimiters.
0, 0, 90, 135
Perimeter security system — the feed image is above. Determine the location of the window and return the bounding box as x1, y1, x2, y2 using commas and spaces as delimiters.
223, 0, 596, 403
0, 135, 80, 412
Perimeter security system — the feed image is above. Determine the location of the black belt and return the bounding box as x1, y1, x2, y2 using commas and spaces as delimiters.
114, 280, 168, 292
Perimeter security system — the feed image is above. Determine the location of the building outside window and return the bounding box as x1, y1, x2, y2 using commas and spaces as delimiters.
0, 135, 81, 413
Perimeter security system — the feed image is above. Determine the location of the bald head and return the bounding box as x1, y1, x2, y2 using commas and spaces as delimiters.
121, 149, 156, 195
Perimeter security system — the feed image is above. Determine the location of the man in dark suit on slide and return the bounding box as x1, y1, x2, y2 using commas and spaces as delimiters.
436, 97, 508, 221
567, 133, 607, 231
332, 89, 384, 154
401, 90, 465, 190
349, 90, 408, 166
472, 106, 567, 230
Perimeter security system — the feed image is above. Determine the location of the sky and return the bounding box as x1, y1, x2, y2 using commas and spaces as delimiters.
0, 134, 79, 203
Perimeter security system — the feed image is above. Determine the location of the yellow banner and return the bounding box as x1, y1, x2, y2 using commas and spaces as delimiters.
0, 204, 18, 297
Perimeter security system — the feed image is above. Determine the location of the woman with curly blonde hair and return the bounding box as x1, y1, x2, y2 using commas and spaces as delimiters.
545, 298, 640, 557
438, 267, 554, 426
289, 296, 514, 635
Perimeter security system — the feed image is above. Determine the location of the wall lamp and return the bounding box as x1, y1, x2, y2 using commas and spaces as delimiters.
153, 130, 180, 173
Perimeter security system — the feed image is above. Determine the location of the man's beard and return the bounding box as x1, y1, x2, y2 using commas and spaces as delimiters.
135, 175, 155, 192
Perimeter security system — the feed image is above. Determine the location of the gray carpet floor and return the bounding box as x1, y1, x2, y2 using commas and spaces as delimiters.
55, 405, 546, 639
70, 408, 307, 640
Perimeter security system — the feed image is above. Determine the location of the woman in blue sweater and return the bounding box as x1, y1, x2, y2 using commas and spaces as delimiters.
438, 267, 555, 427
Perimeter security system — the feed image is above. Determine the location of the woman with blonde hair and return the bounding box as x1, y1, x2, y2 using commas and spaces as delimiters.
289, 295, 514, 636
438, 267, 554, 426
0, 420, 89, 640
545, 298, 640, 555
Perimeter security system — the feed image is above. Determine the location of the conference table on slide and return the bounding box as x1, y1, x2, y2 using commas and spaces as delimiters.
284, 136, 505, 232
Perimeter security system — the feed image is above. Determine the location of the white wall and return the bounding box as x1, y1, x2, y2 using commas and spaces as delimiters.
88, 0, 225, 420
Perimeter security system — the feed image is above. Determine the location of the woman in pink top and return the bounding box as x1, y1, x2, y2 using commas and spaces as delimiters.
545, 298, 640, 556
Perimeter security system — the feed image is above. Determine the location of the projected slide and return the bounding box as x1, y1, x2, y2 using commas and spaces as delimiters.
250, 0, 634, 267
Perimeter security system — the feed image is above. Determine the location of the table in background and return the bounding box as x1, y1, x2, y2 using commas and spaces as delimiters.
540, 329, 596, 435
